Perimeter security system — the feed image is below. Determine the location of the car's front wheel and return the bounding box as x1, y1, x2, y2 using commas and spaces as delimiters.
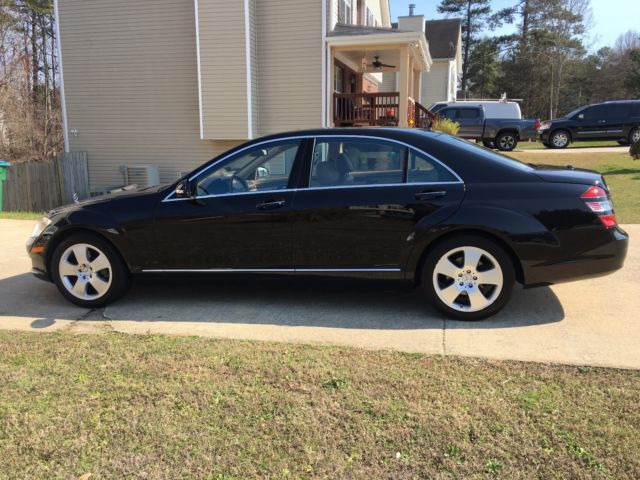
422, 235, 515, 320
629, 127, 640, 145
51, 233, 131, 308
549, 130, 570, 149
482, 140, 496, 149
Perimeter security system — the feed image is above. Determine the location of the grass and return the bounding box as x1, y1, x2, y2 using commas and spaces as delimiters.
0, 211, 44, 220
0, 331, 639, 479
517, 140, 623, 150
508, 151, 640, 223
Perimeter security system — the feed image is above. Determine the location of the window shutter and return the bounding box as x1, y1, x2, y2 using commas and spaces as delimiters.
338, 1, 345, 23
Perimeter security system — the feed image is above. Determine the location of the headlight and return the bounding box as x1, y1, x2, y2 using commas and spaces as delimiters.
28, 217, 51, 241
539, 121, 552, 131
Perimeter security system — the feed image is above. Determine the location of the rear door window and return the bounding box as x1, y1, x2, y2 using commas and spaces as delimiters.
407, 151, 457, 183
458, 108, 480, 119
607, 103, 631, 119
310, 138, 405, 187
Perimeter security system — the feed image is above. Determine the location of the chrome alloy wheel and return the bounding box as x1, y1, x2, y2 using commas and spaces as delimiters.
58, 243, 112, 300
552, 131, 569, 148
432, 246, 504, 313
631, 128, 640, 144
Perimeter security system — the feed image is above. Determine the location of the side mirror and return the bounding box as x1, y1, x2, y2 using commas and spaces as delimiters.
256, 166, 270, 179
577, 113, 584, 120
175, 179, 193, 198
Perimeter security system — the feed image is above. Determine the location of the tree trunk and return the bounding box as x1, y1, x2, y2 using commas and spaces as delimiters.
462, 0, 472, 92
30, 12, 39, 106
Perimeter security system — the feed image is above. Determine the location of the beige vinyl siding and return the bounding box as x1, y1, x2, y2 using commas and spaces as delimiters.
58, 0, 242, 189
249, 0, 259, 137
255, 0, 322, 136
380, 72, 398, 92
197, 0, 249, 139
421, 60, 450, 107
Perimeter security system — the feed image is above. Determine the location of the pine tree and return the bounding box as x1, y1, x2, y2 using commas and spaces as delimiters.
437, 0, 492, 94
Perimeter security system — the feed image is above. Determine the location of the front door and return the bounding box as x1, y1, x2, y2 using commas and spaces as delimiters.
575, 104, 610, 140
150, 139, 306, 271
290, 136, 465, 272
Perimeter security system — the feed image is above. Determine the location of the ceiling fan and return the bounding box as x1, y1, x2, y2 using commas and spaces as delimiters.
367, 55, 396, 70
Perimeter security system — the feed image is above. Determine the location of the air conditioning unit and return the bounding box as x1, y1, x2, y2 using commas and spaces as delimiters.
124, 164, 160, 188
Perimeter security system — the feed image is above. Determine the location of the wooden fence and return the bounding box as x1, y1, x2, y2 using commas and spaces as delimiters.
1, 152, 89, 212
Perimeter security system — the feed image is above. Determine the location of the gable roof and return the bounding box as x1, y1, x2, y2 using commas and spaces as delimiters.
424, 19, 461, 59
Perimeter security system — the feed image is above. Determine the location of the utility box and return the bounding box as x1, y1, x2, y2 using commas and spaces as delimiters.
0, 160, 9, 212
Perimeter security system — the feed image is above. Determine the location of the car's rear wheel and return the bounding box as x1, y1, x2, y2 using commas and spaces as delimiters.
496, 132, 518, 151
422, 235, 515, 320
629, 127, 640, 145
549, 130, 570, 149
51, 233, 131, 308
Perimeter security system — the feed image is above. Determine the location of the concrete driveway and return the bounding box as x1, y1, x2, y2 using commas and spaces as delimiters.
1, 219, 638, 369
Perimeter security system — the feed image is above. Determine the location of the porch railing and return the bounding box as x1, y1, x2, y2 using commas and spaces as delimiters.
334, 92, 400, 127
414, 99, 438, 128
334, 92, 437, 128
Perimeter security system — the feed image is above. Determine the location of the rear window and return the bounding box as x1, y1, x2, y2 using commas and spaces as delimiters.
436, 135, 533, 173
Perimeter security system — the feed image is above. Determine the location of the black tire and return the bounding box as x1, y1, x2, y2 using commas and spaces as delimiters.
482, 140, 496, 149
629, 127, 640, 146
51, 232, 131, 308
495, 132, 518, 151
421, 235, 516, 321
548, 130, 570, 149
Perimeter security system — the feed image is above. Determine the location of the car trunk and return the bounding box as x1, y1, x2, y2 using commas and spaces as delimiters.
530, 164, 607, 189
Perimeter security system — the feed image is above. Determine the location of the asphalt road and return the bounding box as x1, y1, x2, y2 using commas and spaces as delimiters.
1, 219, 638, 369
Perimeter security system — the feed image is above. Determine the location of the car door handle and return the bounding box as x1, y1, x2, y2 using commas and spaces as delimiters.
597, 120, 607, 124
414, 190, 447, 201
256, 199, 286, 210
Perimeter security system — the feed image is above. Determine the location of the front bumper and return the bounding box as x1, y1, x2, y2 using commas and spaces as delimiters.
27, 235, 52, 282
538, 130, 551, 143
523, 226, 629, 286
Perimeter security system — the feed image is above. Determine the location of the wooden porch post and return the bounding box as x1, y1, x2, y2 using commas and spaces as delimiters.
329, 47, 335, 127
398, 46, 410, 128
413, 69, 422, 104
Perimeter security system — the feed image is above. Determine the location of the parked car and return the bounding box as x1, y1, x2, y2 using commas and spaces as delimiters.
539, 100, 640, 149
437, 105, 539, 151
430, 100, 522, 119
27, 129, 628, 320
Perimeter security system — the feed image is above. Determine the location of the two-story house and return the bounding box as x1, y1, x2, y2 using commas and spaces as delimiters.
55, 0, 459, 190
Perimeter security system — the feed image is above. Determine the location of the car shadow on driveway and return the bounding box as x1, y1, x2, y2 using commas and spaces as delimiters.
0, 274, 564, 331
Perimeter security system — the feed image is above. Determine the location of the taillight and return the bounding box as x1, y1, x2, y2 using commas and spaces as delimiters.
581, 185, 617, 228
535, 119, 541, 130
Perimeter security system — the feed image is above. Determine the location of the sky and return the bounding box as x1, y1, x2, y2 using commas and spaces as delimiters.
388, 0, 640, 51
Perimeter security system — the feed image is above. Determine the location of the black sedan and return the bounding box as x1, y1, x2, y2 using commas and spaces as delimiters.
27, 129, 629, 320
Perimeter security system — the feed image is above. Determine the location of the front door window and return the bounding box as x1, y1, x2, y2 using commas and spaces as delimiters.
195, 141, 300, 196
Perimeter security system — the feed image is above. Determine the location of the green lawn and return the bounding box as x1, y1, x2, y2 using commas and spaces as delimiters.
0, 211, 44, 220
0, 331, 639, 479
508, 151, 640, 223
517, 140, 623, 150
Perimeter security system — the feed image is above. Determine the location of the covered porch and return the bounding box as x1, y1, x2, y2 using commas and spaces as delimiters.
326, 26, 435, 128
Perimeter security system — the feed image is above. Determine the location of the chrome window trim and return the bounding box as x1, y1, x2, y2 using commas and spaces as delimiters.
142, 267, 402, 273
162, 134, 463, 203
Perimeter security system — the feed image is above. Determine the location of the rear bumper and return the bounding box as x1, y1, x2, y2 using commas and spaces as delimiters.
523, 226, 629, 286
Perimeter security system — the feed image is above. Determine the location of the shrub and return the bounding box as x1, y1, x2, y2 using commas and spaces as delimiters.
630, 140, 640, 160
431, 117, 460, 136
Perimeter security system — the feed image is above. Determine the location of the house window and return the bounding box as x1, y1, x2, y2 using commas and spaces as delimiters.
338, 0, 353, 24
366, 8, 374, 26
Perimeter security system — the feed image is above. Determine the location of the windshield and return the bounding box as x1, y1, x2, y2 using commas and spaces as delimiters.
563, 105, 587, 119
